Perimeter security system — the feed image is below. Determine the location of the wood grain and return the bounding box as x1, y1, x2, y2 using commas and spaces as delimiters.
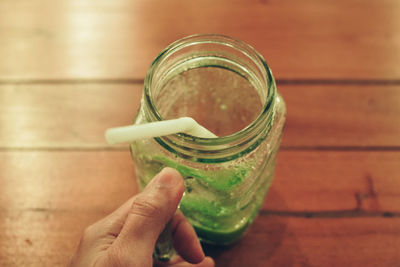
279, 84, 400, 148
1, 84, 399, 148
1, 0, 399, 266
0, 84, 141, 148
1, 0, 400, 80
0, 151, 399, 266
204, 216, 400, 267
0, 151, 398, 215
1, 211, 398, 267
269, 151, 400, 213
0, 151, 137, 212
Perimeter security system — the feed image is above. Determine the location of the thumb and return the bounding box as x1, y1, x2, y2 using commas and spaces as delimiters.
115, 167, 184, 254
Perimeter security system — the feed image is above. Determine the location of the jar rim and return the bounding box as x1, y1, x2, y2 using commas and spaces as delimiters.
143, 34, 276, 161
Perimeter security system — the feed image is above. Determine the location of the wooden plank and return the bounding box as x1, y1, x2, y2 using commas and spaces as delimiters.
0, 210, 102, 267
0, 211, 398, 267
1, 84, 399, 148
0, 0, 400, 80
204, 216, 400, 267
0, 151, 398, 216
0, 151, 137, 266
0, 84, 142, 148
0, 151, 137, 212
268, 151, 400, 213
279, 84, 400, 148
0, 151, 398, 266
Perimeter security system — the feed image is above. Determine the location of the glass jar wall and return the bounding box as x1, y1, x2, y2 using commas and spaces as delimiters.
130, 34, 286, 245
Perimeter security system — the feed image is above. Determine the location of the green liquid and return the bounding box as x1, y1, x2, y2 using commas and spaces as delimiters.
136, 155, 269, 245
180, 195, 261, 245
132, 65, 275, 245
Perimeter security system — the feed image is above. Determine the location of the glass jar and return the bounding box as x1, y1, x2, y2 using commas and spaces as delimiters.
130, 34, 286, 248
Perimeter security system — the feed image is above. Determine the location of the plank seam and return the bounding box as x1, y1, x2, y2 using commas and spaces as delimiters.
9, 208, 400, 218
0, 78, 144, 85
280, 146, 400, 151
260, 209, 400, 218
1, 78, 400, 86
1, 146, 400, 152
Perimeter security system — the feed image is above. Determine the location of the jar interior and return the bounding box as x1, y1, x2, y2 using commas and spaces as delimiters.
152, 55, 264, 137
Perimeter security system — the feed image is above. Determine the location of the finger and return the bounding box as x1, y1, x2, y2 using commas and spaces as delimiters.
154, 256, 215, 267
115, 167, 184, 253
170, 257, 215, 267
80, 192, 138, 245
171, 211, 204, 264
74, 197, 134, 257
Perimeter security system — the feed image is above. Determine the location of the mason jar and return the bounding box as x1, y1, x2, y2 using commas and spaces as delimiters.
130, 34, 286, 252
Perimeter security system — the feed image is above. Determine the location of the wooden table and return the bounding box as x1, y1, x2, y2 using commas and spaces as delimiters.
1, 1, 399, 266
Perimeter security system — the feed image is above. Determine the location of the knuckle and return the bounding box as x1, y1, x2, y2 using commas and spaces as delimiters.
82, 224, 96, 242
129, 195, 160, 219
106, 247, 130, 267
106, 245, 149, 267
81, 219, 104, 244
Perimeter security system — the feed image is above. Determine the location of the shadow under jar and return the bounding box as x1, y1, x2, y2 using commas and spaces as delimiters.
130, 34, 286, 258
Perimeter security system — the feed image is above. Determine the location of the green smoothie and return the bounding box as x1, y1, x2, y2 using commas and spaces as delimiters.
180, 194, 262, 245
132, 152, 271, 245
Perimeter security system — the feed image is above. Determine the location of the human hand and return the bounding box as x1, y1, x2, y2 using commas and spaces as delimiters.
69, 167, 215, 267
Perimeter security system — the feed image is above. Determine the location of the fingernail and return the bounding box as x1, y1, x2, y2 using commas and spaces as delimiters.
153, 168, 180, 188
